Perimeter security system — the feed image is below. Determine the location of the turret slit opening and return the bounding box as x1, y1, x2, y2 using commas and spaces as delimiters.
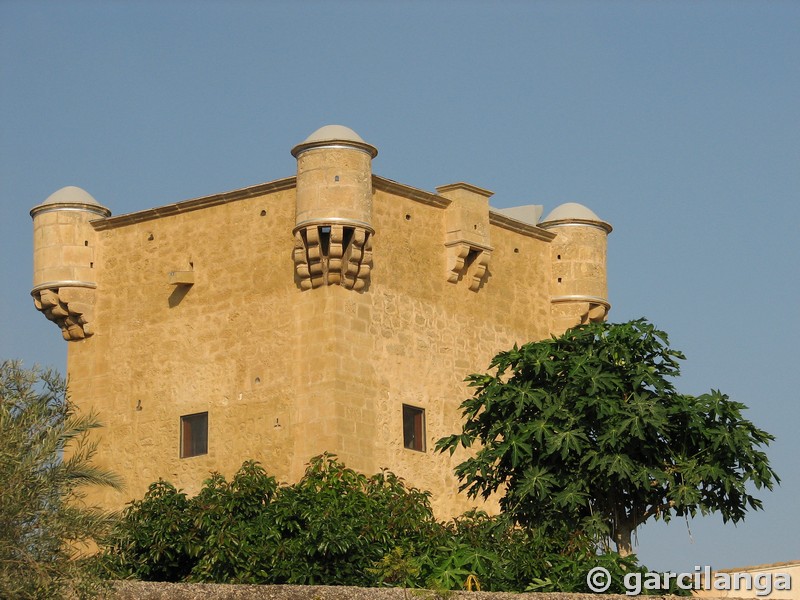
342, 226, 354, 253
319, 226, 331, 258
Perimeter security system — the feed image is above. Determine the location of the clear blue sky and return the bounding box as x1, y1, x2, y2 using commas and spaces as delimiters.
1, 0, 798, 574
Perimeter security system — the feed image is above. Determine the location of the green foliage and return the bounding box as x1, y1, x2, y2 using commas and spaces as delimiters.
0, 360, 121, 599
100, 454, 446, 586
369, 547, 421, 588
97, 479, 195, 582
98, 454, 657, 592
436, 319, 779, 555
190, 461, 279, 583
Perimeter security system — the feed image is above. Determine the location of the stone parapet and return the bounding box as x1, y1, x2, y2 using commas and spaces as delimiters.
112, 581, 724, 600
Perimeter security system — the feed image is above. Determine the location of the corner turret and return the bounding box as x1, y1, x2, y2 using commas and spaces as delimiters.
539, 202, 611, 335
291, 125, 377, 291
30, 186, 110, 340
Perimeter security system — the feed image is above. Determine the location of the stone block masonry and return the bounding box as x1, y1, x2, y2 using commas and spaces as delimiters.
30, 125, 611, 517
113, 582, 707, 599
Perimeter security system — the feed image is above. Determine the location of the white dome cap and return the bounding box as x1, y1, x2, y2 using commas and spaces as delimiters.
540, 202, 611, 232
303, 124, 366, 144
31, 186, 111, 217
541, 202, 600, 222
292, 124, 377, 158
41, 186, 102, 207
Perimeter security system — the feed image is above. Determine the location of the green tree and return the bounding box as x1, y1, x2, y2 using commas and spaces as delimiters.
100, 454, 659, 592
100, 454, 447, 587
437, 319, 779, 556
0, 360, 121, 599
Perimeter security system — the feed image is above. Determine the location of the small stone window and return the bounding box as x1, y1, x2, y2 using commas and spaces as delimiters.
402, 404, 426, 452
180, 412, 208, 458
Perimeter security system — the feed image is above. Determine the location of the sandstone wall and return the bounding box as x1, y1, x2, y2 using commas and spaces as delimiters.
60, 175, 564, 516
44, 158, 607, 518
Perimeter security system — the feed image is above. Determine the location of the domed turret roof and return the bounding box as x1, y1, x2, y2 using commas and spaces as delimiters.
292, 124, 378, 158
31, 186, 111, 217
41, 186, 102, 207
303, 125, 367, 144
541, 202, 600, 223
540, 202, 611, 232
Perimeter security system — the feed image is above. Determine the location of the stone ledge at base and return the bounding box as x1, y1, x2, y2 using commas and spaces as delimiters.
112, 582, 739, 600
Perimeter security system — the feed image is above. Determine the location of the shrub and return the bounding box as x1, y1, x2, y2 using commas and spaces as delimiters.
98, 453, 672, 593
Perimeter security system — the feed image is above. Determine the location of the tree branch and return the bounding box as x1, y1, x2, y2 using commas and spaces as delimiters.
636, 501, 676, 527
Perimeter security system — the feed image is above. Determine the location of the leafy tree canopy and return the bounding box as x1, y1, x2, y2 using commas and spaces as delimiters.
437, 319, 779, 556
0, 360, 121, 599
97, 454, 677, 593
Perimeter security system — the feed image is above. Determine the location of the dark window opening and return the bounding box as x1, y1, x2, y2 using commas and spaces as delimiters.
403, 404, 425, 452
342, 226, 354, 252
181, 412, 208, 458
463, 248, 480, 271
319, 226, 331, 257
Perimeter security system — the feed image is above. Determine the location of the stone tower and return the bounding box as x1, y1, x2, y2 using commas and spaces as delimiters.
27, 126, 612, 517
30, 186, 111, 340
291, 125, 378, 291
539, 202, 612, 335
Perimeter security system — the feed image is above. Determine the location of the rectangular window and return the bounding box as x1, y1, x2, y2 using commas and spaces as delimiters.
402, 404, 425, 452
180, 412, 208, 458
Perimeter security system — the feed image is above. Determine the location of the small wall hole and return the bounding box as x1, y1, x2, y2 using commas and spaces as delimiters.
557, 277, 562, 283
405, 214, 411, 221
557, 254, 561, 260
513, 248, 519, 254
260, 209, 266, 217
84, 240, 89, 246
334, 175, 340, 182
254, 377, 261, 385
90, 262, 94, 268
147, 233, 154, 241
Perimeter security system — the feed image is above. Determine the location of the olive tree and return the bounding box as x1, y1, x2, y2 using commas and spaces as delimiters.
437, 319, 779, 556
0, 360, 121, 599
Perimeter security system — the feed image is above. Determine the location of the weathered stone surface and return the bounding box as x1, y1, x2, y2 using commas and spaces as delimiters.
30, 127, 611, 520
112, 582, 701, 600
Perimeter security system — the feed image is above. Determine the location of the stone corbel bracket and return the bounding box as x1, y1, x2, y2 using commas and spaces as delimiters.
341, 227, 372, 291
168, 270, 195, 286
293, 223, 373, 291
437, 182, 493, 293
583, 302, 609, 323
31, 284, 96, 341
552, 295, 611, 324
445, 241, 492, 291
